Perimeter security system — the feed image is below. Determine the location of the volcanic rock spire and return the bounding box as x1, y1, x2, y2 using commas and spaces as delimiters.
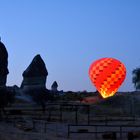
21, 54, 48, 89
0, 39, 9, 86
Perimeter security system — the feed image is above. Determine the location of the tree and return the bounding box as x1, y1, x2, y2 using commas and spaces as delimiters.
132, 68, 140, 90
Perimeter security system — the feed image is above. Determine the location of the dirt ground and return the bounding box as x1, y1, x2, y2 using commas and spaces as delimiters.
0, 118, 140, 140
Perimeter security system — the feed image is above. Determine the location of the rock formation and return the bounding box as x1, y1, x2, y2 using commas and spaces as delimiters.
0, 39, 9, 86
21, 54, 48, 90
51, 81, 58, 92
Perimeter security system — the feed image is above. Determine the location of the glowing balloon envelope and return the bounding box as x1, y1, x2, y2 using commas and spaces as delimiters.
89, 58, 126, 98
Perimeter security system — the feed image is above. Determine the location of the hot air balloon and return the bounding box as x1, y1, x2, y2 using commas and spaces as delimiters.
89, 58, 126, 98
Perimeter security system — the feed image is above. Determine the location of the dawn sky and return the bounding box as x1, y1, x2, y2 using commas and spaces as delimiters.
0, 0, 140, 92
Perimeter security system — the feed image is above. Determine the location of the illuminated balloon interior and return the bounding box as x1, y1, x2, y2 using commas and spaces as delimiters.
89, 58, 126, 98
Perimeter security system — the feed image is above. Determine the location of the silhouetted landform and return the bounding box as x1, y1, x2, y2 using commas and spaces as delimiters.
51, 81, 58, 92
21, 54, 48, 89
0, 40, 9, 86
18, 54, 52, 109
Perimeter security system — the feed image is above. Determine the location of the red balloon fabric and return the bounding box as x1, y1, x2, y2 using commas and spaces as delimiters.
89, 58, 126, 98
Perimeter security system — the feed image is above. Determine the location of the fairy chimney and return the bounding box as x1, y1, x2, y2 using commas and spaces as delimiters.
0, 39, 9, 86
21, 54, 48, 90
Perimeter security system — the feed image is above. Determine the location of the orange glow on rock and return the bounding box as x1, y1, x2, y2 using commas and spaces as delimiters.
89, 58, 126, 98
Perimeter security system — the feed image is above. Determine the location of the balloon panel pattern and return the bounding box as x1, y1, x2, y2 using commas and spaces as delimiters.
89, 58, 126, 98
